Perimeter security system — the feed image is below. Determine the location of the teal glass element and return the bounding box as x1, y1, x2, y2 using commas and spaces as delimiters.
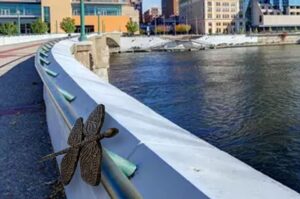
72, 4, 121, 16
106, 150, 137, 178
0, 3, 41, 16
43, 7, 50, 23
58, 88, 76, 102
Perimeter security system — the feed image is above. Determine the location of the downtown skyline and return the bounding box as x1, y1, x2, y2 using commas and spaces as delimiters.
143, 0, 161, 11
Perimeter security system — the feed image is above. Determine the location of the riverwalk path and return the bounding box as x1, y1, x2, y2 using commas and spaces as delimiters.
0, 42, 65, 199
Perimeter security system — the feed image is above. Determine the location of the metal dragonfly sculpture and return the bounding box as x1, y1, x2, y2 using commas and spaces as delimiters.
42, 104, 119, 186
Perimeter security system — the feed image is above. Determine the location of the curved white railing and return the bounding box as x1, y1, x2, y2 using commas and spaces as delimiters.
35, 37, 300, 199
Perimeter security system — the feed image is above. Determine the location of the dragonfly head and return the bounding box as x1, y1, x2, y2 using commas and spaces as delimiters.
102, 128, 119, 138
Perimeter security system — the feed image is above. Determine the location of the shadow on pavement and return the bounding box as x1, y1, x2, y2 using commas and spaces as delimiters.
0, 57, 65, 199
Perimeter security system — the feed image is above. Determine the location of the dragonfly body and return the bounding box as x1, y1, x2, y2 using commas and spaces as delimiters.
41, 128, 118, 161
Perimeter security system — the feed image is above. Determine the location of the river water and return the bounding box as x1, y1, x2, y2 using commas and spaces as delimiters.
109, 45, 300, 193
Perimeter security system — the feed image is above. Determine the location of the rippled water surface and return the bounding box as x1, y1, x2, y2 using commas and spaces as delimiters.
109, 45, 300, 192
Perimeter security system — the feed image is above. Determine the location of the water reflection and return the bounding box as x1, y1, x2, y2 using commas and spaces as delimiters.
109, 45, 300, 192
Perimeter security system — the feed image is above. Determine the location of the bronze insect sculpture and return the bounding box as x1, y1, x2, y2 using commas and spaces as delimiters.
42, 104, 119, 186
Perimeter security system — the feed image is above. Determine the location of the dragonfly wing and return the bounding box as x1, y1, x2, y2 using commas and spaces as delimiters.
80, 141, 102, 186
68, 118, 83, 146
84, 104, 105, 136
61, 148, 80, 185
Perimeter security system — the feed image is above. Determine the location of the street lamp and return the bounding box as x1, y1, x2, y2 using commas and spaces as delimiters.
97, 11, 101, 35
16, 10, 21, 35
163, 15, 166, 35
79, 0, 87, 41
154, 16, 157, 36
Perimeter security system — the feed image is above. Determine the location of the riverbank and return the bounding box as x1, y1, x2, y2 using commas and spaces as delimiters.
118, 33, 300, 53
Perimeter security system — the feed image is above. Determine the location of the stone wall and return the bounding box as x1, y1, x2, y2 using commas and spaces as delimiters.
257, 34, 300, 45
72, 35, 111, 82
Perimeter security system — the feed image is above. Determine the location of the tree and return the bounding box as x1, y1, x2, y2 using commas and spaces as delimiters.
125, 19, 138, 36
0, 22, 17, 35
239, 28, 245, 34
31, 18, 49, 34
155, 25, 167, 34
60, 17, 76, 34
175, 24, 191, 34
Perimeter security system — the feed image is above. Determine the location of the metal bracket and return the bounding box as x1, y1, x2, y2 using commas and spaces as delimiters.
39, 56, 50, 65
57, 87, 76, 102
44, 67, 59, 77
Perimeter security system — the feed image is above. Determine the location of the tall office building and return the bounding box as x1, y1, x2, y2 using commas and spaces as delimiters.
144, 7, 161, 23
252, 0, 300, 30
162, 0, 179, 18
180, 0, 242, 34
0, 0, 139, 34
130, 0, 143, 23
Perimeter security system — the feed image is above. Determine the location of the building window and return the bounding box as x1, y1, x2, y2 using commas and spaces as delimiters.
223, 14, 230, 18
72, 4, 122, 16
0, 3, 41, 16
208, 2, 212, 6
207, 14, 212, 18
216, 2, 221, 6
43, 7, 50, 23
43, 6, 50, 32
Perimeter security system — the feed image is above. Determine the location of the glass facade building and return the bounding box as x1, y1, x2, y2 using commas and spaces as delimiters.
72, 4, 121, 16
0, 3, 41, 16
0, 0, 139, 34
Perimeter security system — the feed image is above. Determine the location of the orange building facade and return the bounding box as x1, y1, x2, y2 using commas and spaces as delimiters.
40, 0, 139, 33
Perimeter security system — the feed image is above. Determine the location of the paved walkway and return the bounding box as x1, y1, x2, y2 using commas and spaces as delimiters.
0, 43, 65, 198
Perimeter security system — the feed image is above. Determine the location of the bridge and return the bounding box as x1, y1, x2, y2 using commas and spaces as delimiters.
0, 35, 300, 199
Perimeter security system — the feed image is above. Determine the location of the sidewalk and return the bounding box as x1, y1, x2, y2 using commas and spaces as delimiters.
0, 44, 65, 198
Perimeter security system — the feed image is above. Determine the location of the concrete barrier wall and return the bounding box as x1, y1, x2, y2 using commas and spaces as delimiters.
257, 34, 300, 44
37, 37, 300, 199
0, 34, 70, 46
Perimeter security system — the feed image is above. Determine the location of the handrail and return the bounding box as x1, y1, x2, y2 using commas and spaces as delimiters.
35, 40, 142, 199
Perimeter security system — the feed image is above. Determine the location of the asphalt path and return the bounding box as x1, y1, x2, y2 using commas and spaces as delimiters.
0, 43, 65, 199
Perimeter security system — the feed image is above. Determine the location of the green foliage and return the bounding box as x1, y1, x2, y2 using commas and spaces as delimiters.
31, 18, 49, 34
239, 28, 245, 34
125, 19, 139, 35
175, 24, 191, 34
60, 17, 76, 34
0, 22, 17, 35
139, 28, 145, 35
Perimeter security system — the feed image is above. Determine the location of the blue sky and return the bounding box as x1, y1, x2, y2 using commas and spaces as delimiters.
143, 0, 161, 12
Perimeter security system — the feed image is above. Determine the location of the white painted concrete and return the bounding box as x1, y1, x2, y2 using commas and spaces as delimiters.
0, 34, 69, 46
120, 36, 170, 51
46, 38, 300, 199
120, 35, 259, 51
194, 35, 258, 45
